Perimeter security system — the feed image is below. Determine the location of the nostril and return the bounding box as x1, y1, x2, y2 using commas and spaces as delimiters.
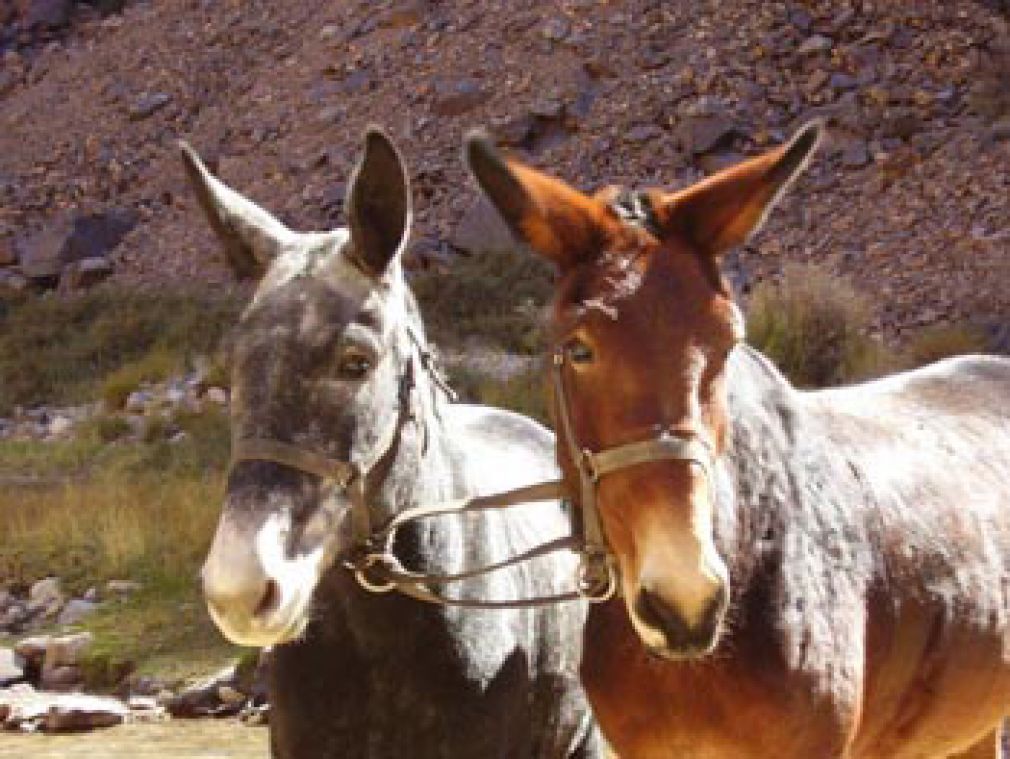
254, 578, 281, 618
634, 589, 682, 635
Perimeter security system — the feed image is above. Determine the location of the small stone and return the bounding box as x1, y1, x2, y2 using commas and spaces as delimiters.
42, 696, 127, 731
542, 17, 570, 42
205, 387, 228, 405
0, 649, 25, 686
840, 141, 871, 168
805, 70, 829, 94
43, 632, 93, 670
125, 390, 152, 413
61, 257, 113, 290
431, 78, 489, 116
797, 35, 832, 55
128, 92, 172, 121
30, 577, 62, 607
105, 580, 142, 596
217, 685, 246, 706
829, 73, 857, 92
57, 599, 98, 626
14, 636, 51, 663
40, 664, 82, 691
47, 415, 73, 437
626, 124, 663, 143
448, 197, 521, 256
0, 269, 29, 292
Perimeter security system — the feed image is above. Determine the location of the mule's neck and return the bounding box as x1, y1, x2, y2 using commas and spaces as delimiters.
716, 345, 807, 591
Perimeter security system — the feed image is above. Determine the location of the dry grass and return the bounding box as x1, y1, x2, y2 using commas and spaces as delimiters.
896, 323, 990, 369
746, 263, 889, 387
0, 410, 229, 593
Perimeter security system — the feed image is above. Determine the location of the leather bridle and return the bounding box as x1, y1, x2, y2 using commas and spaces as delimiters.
228, 330, 720, 610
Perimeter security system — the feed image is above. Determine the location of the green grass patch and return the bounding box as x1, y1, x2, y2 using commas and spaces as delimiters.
76, 580, 243, 689
0, 287, 242, 414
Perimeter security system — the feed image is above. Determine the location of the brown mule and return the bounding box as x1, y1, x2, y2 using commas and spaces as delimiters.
466, 123, 1010, 758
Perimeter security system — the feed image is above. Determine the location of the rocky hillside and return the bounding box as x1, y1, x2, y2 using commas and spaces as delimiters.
0, 0, 1007, 341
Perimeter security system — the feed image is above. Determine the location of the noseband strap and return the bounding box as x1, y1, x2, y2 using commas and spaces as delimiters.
550, 349, 717, 564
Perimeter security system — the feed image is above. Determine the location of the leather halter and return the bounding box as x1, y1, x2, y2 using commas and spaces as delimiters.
229, 330, 603, 609
228, 329, 719, 609
549, 348, 717, 577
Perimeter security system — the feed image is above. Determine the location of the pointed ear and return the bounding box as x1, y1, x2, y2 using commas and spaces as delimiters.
464, 131, 610, 269
345, 128, 411, 278
656, 120, 824, 256
179, 141, 293, 280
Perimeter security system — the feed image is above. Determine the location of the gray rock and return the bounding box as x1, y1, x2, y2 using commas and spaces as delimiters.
40, 664, 82, 691
829, 73, 858, 93
0, 687, 127, 732
57, 599, 98, 626
432, 78, 489, 116
0, 269, 29, 291
42, 631, 93, 671
205, 387, 228, 405
47, 415, 73, 437
128, 92, 172, 121
16, 219, 71, 282
29, 577, 62, 607
797, 34, 833, 55
19, 0, 73, 29
841, 141, 871, 168
448, 197, 521, 256
542, 17, 570, 42
626, 124, 664, 143
125, 390, 152, 413
679, 114, 739, 155
0, 649, 25, 686
105, 580, 142, 596
61, 257, 113, 290
13, 635, 50, 663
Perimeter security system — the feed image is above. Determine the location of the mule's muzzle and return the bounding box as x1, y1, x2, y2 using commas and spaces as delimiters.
633, 585, 727, 659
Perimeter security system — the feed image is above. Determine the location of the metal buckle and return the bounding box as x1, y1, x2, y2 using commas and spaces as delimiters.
349, 553, 397, 594
577, 550, 617, 603
580, 449, 599, 482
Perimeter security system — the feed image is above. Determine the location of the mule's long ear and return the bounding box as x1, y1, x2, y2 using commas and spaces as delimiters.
464, 131, 609, 269
345, 128, 411, 278
179, 141, 293, 280
657, 120, 824, 256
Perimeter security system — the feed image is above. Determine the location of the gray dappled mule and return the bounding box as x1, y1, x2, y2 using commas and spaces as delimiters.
182, 130, 603, 758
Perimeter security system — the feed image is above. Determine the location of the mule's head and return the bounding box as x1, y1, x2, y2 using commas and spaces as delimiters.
466, 123, 822, 658
182, 129, 414, 646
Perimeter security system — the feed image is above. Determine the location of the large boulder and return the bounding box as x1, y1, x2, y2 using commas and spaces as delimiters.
14, 0, 73, 29
15, 209, 136, 288
448, 197, 523, 256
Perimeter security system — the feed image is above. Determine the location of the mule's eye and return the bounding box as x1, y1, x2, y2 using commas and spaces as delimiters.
566, 338, 594, 364
337, 350, 372, 380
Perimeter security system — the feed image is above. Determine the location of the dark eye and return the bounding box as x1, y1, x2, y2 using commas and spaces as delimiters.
566, 338, 594, 364
337, 350, 372, 380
